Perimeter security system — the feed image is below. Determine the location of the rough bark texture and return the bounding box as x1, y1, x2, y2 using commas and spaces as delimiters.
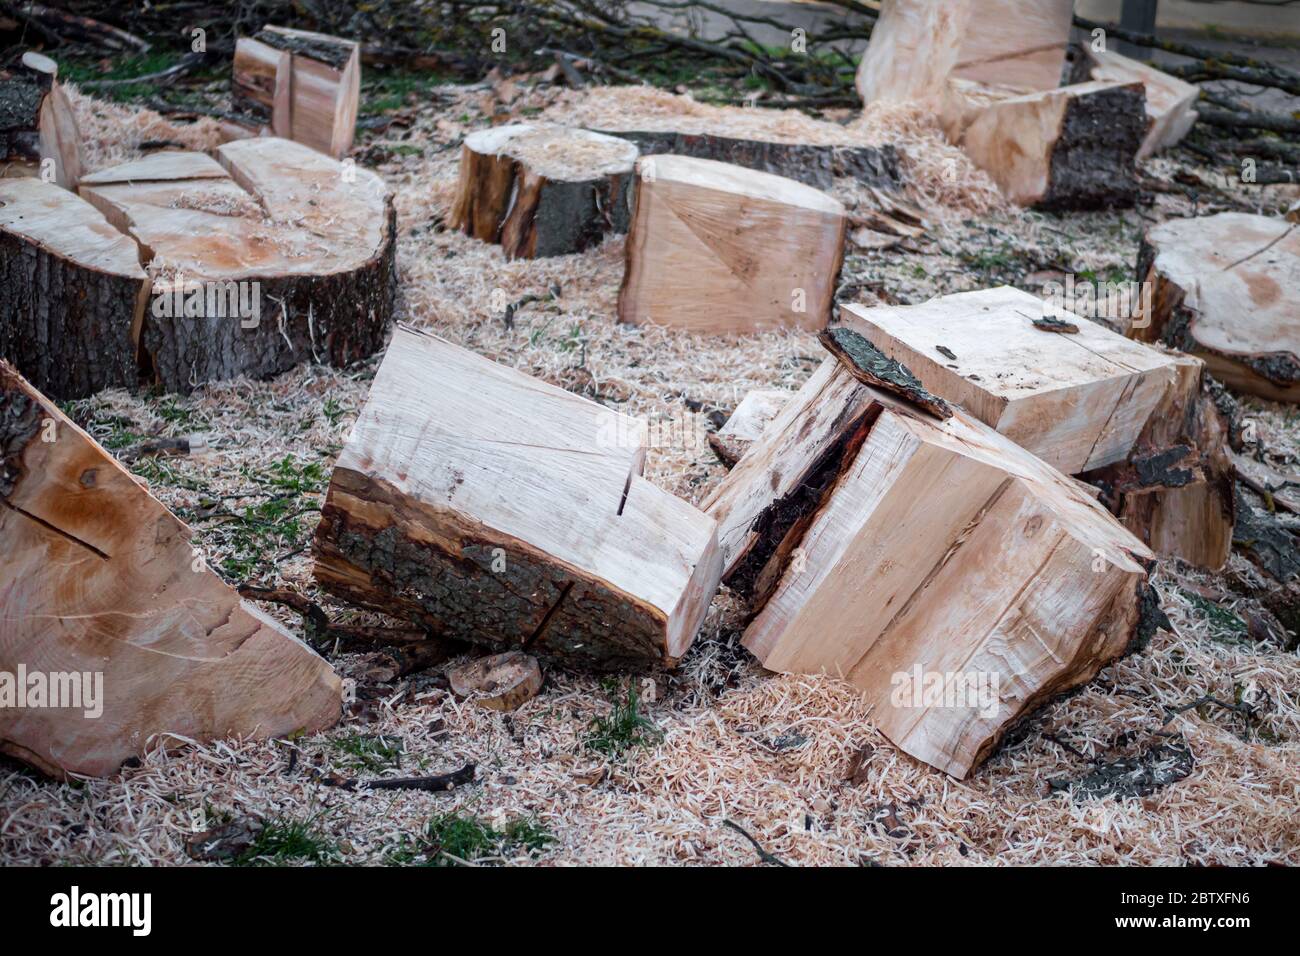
1039, 82, 1146, 211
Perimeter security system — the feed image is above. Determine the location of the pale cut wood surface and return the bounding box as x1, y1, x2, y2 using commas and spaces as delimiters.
1134, 213, 1300, 402
618, 154, 846, 334
838, 286, 1181, 474
231, 36, 292, 136
708, 388, 793, 468
950, 0, 1073, 92
855, 0, 970, 104
313, 326, 722, 669
726, 361, 1154, 778
0, 361, 341, 778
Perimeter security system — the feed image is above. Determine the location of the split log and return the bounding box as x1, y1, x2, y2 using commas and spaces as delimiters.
837, 287, 1183, 474
708, 389, 791, 468
618, 155, 846, 334
0, 52, 84, 189
78, 138, 396, 393
854, 0, 971, 105
0, 178, 147, 398
960, 80, 1147, 210
704, 356, 1157, 778
313, 325, 723, 671
1132, 213, 1300, 402
448, 652, 543, 711
449, 124, 638, 259
1081, 49, 1198, 159
0, 361, 340, 778
233, 26, 360, 158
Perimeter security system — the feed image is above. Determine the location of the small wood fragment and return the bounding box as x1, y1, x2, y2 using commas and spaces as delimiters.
448, 652, 544, 711
818, 326, 952, 419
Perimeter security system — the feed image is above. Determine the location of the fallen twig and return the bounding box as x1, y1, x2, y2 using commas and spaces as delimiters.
723, 819, 789, 866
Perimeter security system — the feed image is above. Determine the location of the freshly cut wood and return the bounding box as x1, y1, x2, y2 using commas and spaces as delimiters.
0, 52, 84, 189
960, 80, 1147, 209
708, 389, 791, 468
618, 155, 846, 334
449, 124, 638, 259
1082, 49, 1198, 159
1082, 354, 1235, 570
837, 287, 1183, 474
855, 0, 971, 105
950, 0, 1073, 92
1132, 213, 1300, 402
448, 652, 543, 711
313, 326, 723, 671
0, 361, 340, 778
233, 26, 360, 157
706, 357, 1157, 778
0, 178, 147, 398
79, 138, 395, 393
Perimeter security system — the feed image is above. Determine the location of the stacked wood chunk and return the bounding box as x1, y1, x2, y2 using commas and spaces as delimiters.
618, 155, 847, 334
0, 360, 341, 778
1080, 49, 1199, 158
708, 389, 792, 468
704, 353, 1159, 779
450, 124, 639, 258
0, 51, 84, 189
313, 326, 723, 671
233, 26, 361, 157
1132, 213, 1300, 402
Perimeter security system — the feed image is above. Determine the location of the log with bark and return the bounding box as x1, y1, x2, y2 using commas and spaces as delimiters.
0, 178, 147, 398
77, 139, 396, 394
233, 26, 361, 158
1079, 48, 1199, 159
449, 124, 638, 259
703, 354, 1158, 778
0, 360, 340, 778
313, 325, 723, 671
0, 52, 84, 190
959, 79, 1147, 210
1132, 213, 1300, 402
618, 155, 846, 334
708, 388, 792, 468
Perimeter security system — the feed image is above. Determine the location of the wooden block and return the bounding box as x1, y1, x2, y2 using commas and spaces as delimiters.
951, 0, 1073, 92
618, 155, 846, 334
312, 326, 723, 671
855, 0, 971, 105
1, 53, 84, 189
232, 37, 293, 137
0, 178, 148, 399
708, 389, 791, 468
838, 287, 1182, 474
1084, 49, 1199, 159
449, 124, 639, 259
707, 358, 1157, 778
1134, 212, 1300, 402
960, 80, 1147, 210
0, 361, 341, 778
78, 139, 396, 393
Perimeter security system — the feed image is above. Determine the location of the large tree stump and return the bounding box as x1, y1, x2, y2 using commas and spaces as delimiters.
0, 361, 340, 778
1132, 213, 1300, 402
0, 52, 84, 189
313, 325, 723, 671
233, 26, 360, 158
0, 178, 147, 398
618, 155, 846, 334
703, 356, 1159, 778
449, 124, 639, 259
78, 138, 396, 393
960, 80, 1147, 210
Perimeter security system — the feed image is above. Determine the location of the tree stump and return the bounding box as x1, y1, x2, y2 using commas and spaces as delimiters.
313, 325, 723, 672
1132, 213, 1300, 402
618, 155, 847, 334
0, 360, 340, 778
449, 124, 639, 259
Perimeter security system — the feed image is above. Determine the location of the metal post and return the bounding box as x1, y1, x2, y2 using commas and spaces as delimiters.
1118, 0, 1159, 61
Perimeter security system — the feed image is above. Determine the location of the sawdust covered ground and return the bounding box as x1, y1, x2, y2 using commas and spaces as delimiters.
2, 82, 1298, 867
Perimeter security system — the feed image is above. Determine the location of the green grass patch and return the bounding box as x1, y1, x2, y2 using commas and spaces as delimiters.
236, 814, 339, 866
328, 733, 404, 774
1180, 589, 1250, 644
388, 812, 554, 866
584, 681, 662, 758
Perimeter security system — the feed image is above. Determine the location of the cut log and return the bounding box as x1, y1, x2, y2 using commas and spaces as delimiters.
0, 53, 84, 189
448, 651, 543, 711
313, 325, 723, 671
959, 80, 1147, 210
1082, 49, 1199, 159
0, 178, 148, 398
618, 155, 846, 334
708, 388, 791, 468
0, 360, 340, 778
78, 138, 396, 393
1132, 213, 1300, 402
704, 357, 1157, 778
449, 124, 638, 259
856, 0, 1070, 106
232, 26, 360, 158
